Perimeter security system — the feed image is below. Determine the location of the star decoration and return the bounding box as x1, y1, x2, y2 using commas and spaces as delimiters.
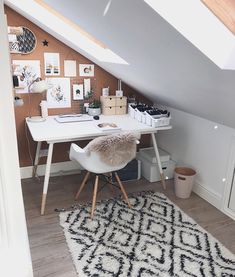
42, 39, 49, 46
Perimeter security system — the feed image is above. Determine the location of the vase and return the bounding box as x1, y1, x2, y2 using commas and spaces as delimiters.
88, 108, 101, 116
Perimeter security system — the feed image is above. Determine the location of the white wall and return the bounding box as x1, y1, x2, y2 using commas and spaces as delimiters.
0, 1, 33, 276
157, 107, 235, 210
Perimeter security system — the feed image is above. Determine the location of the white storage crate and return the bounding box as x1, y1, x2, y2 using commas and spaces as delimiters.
137, 154, 176, 182
139, 147, 170, 163
135, 109, 146, 124
128, 104, 135, 118
145, 112, 170, 127
151, 115, 171, 127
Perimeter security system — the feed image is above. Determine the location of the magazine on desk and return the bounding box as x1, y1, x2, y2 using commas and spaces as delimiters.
95, 122, 122, 132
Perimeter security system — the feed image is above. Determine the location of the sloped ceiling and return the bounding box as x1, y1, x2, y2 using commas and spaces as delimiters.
6, 0, 235, 128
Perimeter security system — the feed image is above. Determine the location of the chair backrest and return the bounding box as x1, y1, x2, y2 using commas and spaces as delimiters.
70, 132, 140, 174
86, 132, 140, 167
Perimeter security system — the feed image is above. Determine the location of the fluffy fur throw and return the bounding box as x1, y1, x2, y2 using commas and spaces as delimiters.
87, 132, 140, 166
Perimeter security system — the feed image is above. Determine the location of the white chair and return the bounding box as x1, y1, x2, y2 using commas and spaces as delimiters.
69, 132, 140, 219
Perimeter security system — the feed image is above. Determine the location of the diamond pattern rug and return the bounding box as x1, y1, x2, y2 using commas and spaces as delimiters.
60, 192, 235, 277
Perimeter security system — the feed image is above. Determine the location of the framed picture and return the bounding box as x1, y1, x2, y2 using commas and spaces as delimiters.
46, 78, 71, 108
12, 60, 41, 93
44, 53, 60, 76
73, 84, 84, 100
79, 64, 94, 77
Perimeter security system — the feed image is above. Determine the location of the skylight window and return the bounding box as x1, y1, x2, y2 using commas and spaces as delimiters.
6, 0, 129, 65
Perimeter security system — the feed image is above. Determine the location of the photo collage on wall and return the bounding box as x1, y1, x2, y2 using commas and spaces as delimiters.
44, 53, 95, 107
12, 51, 95, 108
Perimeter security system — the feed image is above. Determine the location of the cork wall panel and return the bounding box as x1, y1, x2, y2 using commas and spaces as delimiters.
5, 6, 151, 167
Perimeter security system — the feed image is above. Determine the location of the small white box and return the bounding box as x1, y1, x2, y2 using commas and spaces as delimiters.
116, 90, 123, 97
145, 112, 171, 127
139, 147, 170, 163
151, 116, 171, 127
102, 87, 109, 96
137, 154, 176, 182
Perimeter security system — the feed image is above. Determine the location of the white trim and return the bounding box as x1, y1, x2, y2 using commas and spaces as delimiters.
0, 2, 33, 276
192, 181, 222, 210
20, 160, 82, 179
222, 136, 235, 220
0, 169, 8, 247
223, 206, 235, 221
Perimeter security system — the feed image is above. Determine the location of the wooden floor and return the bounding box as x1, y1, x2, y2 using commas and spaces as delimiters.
22, 173, 235, 277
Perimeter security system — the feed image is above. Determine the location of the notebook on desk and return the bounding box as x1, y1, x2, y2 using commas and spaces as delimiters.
55, 114, 93, 123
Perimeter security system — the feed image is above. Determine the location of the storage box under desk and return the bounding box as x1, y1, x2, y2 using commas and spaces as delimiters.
112, 159, 141, 182
137, 153, 176, 182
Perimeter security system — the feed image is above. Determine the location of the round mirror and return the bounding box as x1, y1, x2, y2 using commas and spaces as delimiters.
15, 27, 37, 54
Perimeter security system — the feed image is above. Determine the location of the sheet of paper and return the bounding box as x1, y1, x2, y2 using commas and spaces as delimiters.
64, 60, 77, 77
84, 78, 91, 98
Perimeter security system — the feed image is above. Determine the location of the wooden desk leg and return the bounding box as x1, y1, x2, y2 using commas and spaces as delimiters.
41, 143, 54, 215
33, 141, 42, 178
151, 133, 166, 190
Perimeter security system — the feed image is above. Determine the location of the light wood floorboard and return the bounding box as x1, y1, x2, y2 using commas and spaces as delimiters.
22, 173, 235, 277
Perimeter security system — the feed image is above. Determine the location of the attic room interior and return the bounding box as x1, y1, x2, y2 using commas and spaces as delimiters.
1, 0, 235, 276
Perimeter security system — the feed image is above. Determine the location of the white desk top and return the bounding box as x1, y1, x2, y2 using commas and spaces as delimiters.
26, 114, 172, 143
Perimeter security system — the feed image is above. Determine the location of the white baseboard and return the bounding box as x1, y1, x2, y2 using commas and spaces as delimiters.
20, 161, 82, 179
193, 181, 222, 210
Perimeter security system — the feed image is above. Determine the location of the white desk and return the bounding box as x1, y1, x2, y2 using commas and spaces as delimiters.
26, 114, 172, 215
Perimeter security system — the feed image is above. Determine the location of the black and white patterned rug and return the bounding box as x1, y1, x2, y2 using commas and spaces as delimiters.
60, 192, 235, 277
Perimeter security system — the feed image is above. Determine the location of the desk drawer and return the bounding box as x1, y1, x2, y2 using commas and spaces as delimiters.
116, 96, 127, 106
102, 106, 116, 115
100, 96, 116, 107
116, 106, 127, 115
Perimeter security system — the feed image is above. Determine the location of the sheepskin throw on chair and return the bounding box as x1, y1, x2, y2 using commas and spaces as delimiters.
87, 132, 140, 166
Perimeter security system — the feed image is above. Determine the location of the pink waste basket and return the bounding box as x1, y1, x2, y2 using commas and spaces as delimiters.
174, 167, 196, 198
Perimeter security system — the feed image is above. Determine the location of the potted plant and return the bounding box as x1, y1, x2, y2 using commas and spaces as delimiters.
88, 99, 101, 116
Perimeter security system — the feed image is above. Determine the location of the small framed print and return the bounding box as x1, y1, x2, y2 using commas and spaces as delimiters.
46, 77, 71, 108
73, 84, 84, 100
44, 53, 60, 76
79, 64, 94, 77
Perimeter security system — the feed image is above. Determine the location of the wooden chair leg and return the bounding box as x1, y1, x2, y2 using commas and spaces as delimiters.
114, 172, 132, 208
75, 171, 90, 200
91, 175, 99, 219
